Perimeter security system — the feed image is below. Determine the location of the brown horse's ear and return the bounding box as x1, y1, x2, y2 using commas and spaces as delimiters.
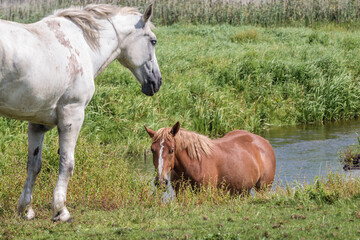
170, 122, 180, 137
144, 125, 156, 138
143, 4, 153, 23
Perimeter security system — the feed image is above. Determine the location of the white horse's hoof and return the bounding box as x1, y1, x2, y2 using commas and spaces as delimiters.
26, 207, 36, 220
52, 207, 71, 222
17, 194, 31, 215
17, 207, 35, 220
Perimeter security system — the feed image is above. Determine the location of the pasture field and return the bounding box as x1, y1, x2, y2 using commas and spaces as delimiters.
1, 23, 360, 239
2, 0, 360, 238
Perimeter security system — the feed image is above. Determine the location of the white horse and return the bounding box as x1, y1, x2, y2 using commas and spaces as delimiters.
0, 4, 162, 221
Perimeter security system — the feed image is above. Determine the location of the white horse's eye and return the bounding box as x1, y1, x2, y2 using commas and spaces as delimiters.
150, 40, 157, 46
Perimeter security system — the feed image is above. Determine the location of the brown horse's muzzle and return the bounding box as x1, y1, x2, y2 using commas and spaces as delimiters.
154, 176, 169, 188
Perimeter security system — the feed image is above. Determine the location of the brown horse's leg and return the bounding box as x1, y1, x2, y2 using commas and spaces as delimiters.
254, 178, 273, 192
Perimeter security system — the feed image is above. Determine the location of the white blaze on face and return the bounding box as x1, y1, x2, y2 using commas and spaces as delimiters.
158, 139, 165, 177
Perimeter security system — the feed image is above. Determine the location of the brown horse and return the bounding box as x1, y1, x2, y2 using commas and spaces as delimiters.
144, 122, 276, 194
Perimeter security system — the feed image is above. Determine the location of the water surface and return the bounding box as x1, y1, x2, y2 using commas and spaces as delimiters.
262, 120, 360, 185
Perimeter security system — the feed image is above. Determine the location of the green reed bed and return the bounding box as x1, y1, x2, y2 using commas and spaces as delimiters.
80, 24, 360, 139
1, 0, 360, 27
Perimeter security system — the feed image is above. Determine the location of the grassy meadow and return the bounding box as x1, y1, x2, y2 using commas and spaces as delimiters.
1, 0, 360, 239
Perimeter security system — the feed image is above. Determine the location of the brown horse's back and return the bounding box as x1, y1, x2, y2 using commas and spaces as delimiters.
210, 130, 276, 193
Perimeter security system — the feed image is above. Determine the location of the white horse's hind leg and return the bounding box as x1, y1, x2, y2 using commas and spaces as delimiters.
17, 123, 51, 220
52, 106, 84, 222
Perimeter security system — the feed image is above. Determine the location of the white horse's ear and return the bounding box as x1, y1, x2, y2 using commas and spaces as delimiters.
144, 125, 156, 138
170, 122, 180, 137
143, 4, 153, 23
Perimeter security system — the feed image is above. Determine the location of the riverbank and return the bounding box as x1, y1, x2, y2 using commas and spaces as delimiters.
1, 132, 360, 239
1, 171, 360, 239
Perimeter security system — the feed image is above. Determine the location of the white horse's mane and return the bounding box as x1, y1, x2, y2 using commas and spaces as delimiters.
53, 4, 141, 49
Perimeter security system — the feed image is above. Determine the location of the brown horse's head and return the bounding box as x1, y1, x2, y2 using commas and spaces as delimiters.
144, 122, 180, 187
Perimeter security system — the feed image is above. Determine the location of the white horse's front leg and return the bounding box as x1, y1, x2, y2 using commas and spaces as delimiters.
18, 123, 51, 220
52, 106, 84, 222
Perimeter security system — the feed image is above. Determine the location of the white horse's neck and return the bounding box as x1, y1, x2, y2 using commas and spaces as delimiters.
90, 15, 135, 78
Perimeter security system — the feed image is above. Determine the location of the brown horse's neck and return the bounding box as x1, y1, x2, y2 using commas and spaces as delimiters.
174, 149, 203, 182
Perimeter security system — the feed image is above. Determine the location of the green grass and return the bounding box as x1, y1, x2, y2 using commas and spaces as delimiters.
2, 201, 360, 239
82, 24, 360, 139
1, 24, 360, 193
2, 174, 360, 239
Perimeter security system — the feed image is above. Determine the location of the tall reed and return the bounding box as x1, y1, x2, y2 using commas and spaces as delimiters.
1, 0, 360, 26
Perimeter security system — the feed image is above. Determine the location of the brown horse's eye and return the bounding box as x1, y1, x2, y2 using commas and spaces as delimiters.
169, 149, 174, 154
151, 148, 155, 153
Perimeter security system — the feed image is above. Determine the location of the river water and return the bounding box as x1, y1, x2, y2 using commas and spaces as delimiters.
140, 120, 360, 187
262, 119, 360, 185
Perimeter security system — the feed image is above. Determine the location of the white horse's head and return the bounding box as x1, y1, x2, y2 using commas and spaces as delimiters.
117, 5, 162, 96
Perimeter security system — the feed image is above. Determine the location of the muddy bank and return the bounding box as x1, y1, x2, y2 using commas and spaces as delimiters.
343, 154, 360, 171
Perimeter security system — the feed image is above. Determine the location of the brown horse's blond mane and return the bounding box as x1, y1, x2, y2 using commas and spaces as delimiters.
53, 4, 141, 49
153, 128, 214, 161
